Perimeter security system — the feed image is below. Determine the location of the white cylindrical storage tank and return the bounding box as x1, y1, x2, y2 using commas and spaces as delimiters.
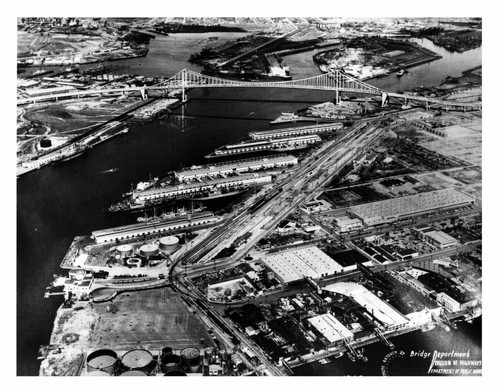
159, 236, 180, 254
121, 349, 155, 374
117, 244, 133, 257
86, 349, 117, 375
140, 243, 159, 258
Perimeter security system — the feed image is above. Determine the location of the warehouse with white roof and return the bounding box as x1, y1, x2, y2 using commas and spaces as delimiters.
260, 246, 344, 283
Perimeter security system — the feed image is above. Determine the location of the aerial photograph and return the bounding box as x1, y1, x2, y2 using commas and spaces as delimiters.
15, 10, 485, 380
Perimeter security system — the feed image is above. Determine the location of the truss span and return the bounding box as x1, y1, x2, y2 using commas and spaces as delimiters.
152, 68, 384, 95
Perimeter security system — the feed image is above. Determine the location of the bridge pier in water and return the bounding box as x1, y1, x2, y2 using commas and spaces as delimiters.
335, 90, 341, 105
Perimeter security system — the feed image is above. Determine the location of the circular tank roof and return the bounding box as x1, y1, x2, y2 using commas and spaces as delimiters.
180, 347, 200, 359
121, 349, 153, 369
87, 350, 117, 369
160, 236, 179, 245
117, 244, 133, 252
140, 244, 159, 252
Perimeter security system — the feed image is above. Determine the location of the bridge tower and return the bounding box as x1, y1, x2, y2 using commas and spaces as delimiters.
181, 69, 187, 103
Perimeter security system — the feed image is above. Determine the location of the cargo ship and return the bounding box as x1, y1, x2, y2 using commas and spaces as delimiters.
188, 186, 250, 201
110, 173, 272, 212
136, 205, 206, 223
270, 112, 302, 125
57, 145, 89, 162
122, 175, 160, 197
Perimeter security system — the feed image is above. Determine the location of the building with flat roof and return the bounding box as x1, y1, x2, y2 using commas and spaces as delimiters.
334, 216, 363, 232
134, 173, 272, 202
423, 230, 458, 249
307, 313, 353, 346
174, 155, 297, 182
92, 211, 218, 244
249, 123, 342, 140
260, 246, 344, 283
324, 282, 408, 332
212, 135, 321, 156
350, 189, 474, 227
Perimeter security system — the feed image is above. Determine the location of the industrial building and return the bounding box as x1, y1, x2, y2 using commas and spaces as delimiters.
92, 211, 218, 244
248, 123, 342, 140
334, 216, 363, 232
413, 225, 459, 249
174, 155, 297, 182
324, 282, 408, 332
350, 189, 475, 227
260, 246, 344, 283
134, 173, 272, 202
307, 313, 354, 346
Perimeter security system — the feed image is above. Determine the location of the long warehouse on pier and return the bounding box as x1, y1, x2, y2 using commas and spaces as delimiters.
92, 211, 219, 244
134, 173, 273, 202
249, 122, 343, 140
174, 155, 298, 182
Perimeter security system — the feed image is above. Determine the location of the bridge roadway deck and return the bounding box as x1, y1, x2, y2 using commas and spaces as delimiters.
18, 68, 481, 109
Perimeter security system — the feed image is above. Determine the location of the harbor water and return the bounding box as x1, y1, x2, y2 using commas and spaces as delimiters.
17, 31, 481, 376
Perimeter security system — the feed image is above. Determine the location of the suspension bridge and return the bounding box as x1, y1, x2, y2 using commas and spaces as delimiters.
18, 68, 481, 111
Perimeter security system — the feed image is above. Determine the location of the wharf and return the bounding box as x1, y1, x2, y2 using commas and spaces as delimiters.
286, 325, 422, 369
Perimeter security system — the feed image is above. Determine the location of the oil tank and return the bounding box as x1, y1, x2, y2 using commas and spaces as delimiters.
119, 370, 148, 376
180, 347, 201, 373
117, 244, 133, 257
140, 243, 159, 258
126, 258, 141, 268
159, 236, 180, 254
160, 354, 183, 373
164, 371, 187, 376
121, 349, 154, 373
86, 349, 117, 375
161, 347, 173, 358
204, 347, 213, 362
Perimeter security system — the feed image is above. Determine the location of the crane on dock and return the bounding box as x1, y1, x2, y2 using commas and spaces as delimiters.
374, 327, 395, 349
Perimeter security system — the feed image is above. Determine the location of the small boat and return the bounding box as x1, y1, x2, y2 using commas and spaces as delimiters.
318, 358, 331, 365
101, 168, 119, 174
396, 69, 406, 77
